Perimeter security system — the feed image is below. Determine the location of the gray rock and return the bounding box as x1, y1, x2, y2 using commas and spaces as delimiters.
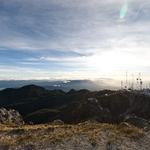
52, 119, 64, 125
124, 115, 150, 128
0, 108, 24, 125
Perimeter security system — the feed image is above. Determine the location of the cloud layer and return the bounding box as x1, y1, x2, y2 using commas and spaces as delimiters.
0, 0, 150, 80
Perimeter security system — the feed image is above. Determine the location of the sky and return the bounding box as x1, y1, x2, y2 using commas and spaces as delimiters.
0, 0, 150, 81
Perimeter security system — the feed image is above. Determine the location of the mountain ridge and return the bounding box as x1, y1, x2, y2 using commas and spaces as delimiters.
0, 85, 150, 126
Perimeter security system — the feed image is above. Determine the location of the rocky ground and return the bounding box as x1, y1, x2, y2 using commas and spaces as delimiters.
0, 122, 149, 150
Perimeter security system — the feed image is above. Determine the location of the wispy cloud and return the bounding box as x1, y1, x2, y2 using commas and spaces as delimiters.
0, 0, 150, 80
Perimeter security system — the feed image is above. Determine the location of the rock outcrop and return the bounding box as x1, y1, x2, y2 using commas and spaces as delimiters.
124, 115, 150, 129
52, 119, 64, 125
0, 108, 24, 125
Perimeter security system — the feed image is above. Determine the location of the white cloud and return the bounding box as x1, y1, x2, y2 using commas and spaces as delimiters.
0, 0, 150, 81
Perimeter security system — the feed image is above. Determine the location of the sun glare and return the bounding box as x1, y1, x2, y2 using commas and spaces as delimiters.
87, 50, 135, 73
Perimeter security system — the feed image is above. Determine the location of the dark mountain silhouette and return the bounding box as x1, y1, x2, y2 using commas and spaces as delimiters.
0, 85, 150, 124
0, 80, 105, 91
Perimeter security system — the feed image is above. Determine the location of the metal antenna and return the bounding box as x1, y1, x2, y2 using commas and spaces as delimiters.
140, 79, 143, 90
136, 73, 140, 90
136, 72, 143, 90
121, 81, 123, 90
139, 73, 143, 90
125, 71, 128, 89
131, 74, 134, 90
136, 76, 139, 90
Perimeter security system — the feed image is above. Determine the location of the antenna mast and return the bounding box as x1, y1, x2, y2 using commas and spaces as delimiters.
131, 74, 134, 90
139, 73, 143, 90
125, 71, 128, 89
121, 81, 123, 90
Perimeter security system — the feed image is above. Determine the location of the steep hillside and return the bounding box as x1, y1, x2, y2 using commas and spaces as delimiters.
0, 85, 150, 125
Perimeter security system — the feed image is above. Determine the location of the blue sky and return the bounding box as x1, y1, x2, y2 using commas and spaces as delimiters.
0, 0, 150, 81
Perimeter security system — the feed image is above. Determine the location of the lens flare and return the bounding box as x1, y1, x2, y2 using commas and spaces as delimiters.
120, 3, 128, 19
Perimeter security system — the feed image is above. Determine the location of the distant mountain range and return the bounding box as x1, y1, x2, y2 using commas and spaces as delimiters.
0, 79, 120, 91
0, 84, 150, 125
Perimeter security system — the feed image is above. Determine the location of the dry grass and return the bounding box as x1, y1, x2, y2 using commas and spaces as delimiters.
0, 122, 145, 148
117, 124, 144, 139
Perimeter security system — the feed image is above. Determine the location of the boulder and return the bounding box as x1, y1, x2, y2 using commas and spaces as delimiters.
124, 114, 150, 128
0, 108, 24, 125
52, 119, 64, 125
